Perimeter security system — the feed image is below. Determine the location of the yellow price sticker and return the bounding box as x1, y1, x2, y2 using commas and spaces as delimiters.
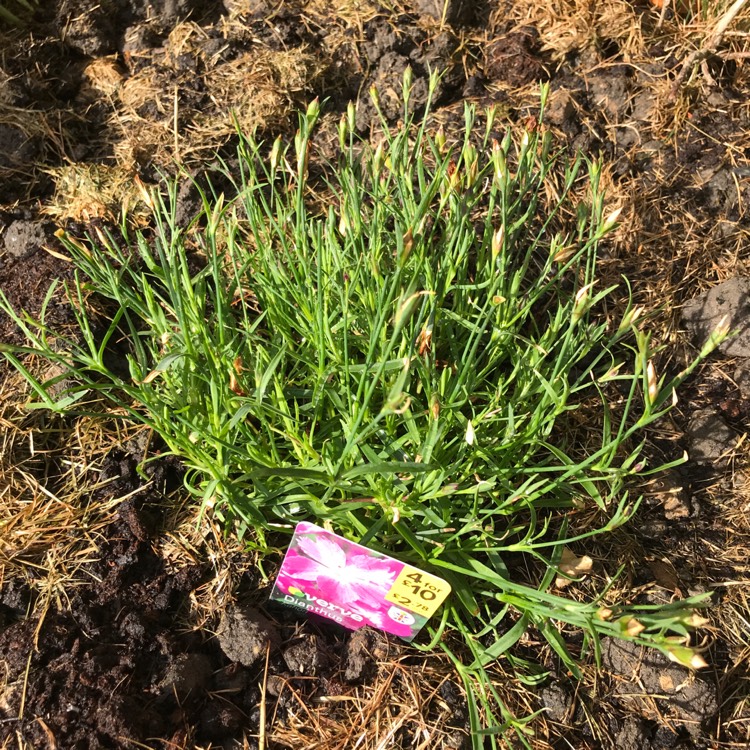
384, 565, 451, 618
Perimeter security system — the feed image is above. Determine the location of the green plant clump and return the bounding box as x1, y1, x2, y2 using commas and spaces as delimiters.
0, 72, 727, 745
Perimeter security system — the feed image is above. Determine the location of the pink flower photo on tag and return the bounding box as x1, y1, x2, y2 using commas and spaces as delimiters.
270, 522, 431, 641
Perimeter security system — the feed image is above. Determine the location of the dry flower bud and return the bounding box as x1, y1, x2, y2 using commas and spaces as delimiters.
602, 206, 623, 231
572, 282, 595, 323
430, 393, 440, 420
134, 175, 154, 209
620, 617, 645, 637
555, 547, 593, 589
401, 228, 414, 261
435, 126, 446, 155
492, 226, 504, 260
685, 612, 711, 628
618, 305, 645, 333
646, 360, 659, 405
700, 313, 732, 358
373, 140, 385, 175
666, 645, 709, 670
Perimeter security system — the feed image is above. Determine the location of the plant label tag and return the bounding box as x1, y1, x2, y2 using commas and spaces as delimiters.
269, 521, 451, 641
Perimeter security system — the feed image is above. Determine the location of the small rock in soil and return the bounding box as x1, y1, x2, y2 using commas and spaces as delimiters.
733, 363, 750, 400
217, 605, 280, 667
484, 27, 547, 89
540, 681, 573, 722
0, 124, 39, 170
545, 88, 578, 129
158, 652, 214, 701
57, 0, 119, 56
687, 408, 737, 464
283, 634, 328, 675
343, 627, 393, 681
681, 277, 750, 358
602, 639, 718, 736
587, 68, 630, 122
614, 716, 651, 750
412, 0, 475, 25
198, 700, 245, 741
649, 469, 693, 520
696, 168, 739, 214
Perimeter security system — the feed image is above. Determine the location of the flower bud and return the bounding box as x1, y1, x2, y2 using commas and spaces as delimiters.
646, 360, 659, 405
666, 645, 708, 670
338, 113, 348, 150
619, 617, 645, 637
402, 65, 413, 95
430, 393, 440, 420
435, 126, 446, 155
700, 313, 731, 358
492, 226, 504, 260
269, 135, 283, 174
492, 139, 506, 183
373, 139, 386, 177
602, 206, 623, 232
306, 97, 320, 125
618, 305, 645, 334
572, 282, 595, 323
369, 85, 380, 109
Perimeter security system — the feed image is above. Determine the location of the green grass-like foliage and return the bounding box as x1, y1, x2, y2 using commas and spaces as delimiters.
1, 73, 725, 745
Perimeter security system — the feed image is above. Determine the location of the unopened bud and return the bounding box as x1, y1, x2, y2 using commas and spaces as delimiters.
492, 226, 504, 260
620, 617, 645, 637
430, 393, 440, 420
646, 360, 659, 405
369, 85, 380, 109
618, 305, 645, 333
700, 313, 731, 358
402, 65, 413, 95
435, 126, 446, 155
572, 282, 595, 323
270, 135, 283, 174
666, 645, 708, 670
373, 139, 385, 176
602, 206, 623, 232
306, 97, 320, 125
338, 113, 348, 150
492, 139, 506, 183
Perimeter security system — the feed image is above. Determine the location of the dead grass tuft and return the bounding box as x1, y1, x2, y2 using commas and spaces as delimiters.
42, 163, 148, 222
0, 374, 143, 610
110, 21, 325, 169
268, 652, 472, 750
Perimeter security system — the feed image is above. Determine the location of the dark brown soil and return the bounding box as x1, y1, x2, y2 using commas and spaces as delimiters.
1, 1, 749, 748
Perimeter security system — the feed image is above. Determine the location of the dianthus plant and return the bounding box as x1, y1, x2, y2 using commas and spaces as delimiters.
0, 71, 727, 746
